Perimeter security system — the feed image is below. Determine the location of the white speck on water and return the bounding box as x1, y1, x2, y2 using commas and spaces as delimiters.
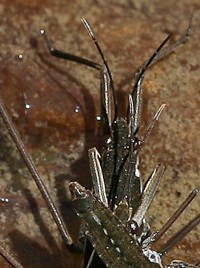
74, 106, 80, 113
25, 104, 31, 109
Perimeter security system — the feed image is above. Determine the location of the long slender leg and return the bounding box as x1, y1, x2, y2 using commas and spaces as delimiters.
100, 67, 113, 134
81, 17, 118, 123
41, 24, 115, 136
131, 34, 171, 135
124, 100, 165, 210
154, 188, 199, 242
0, 245, 24, 268
0, 99, 79, 253
131, 165, 165, 229
40, 29, 101, 70
42, 17, 192, 137
42, 19, 118, 267
159, 213, 200, 256
128, 99, 165, 151
131, 16, 192, 134
88, 148, 108, 206
149, 15, 193, 68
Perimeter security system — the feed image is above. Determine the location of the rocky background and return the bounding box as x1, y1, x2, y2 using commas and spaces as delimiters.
0, 1, 199, 267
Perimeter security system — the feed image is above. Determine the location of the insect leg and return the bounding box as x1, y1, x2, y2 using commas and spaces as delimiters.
123, 101, 165, 211
154, 188, 199, 242
131, 35, 171, 134
0, 245, 24, 268
88, 147, 108, 206
42, 21, 116, 135
0, 99, 79, 253
131, 17, 192, 135
81, 17, 118, 123
128, 97, 166, 148
130, 165, 165, 231
140, 104, 166, 147
100, 67, 113, 134
85, 249, 95, 268
40, 29, 101, 70
159, 213, 200, 256
149, 15, 193, 67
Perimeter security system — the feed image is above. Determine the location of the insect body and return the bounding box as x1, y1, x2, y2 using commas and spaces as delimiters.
0, 17, 199, 268
73, 18, 199, 268
70, 181, 161, 268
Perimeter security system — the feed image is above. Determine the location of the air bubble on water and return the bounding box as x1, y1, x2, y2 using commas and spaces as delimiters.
25, 103, 31, 109
96, 115, 101, 121
74, 106, 80, 113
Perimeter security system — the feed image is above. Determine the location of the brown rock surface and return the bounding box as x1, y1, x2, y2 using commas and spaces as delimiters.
0, 1, 199, 267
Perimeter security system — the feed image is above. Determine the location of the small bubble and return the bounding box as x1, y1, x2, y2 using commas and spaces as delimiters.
0, 197, 9, 203
74, 106, 80, 113
96, 115, 101, 121
15, 54, 24, 62
25, 104, 31, 109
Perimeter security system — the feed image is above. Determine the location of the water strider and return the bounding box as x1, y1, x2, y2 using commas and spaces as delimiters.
0, 17, 199, 268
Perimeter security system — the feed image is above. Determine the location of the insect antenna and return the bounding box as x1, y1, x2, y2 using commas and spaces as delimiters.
81, 17, 118, 123
40, 29, 101, 70
0, 245, 24, 268
0, 100, 80, 253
